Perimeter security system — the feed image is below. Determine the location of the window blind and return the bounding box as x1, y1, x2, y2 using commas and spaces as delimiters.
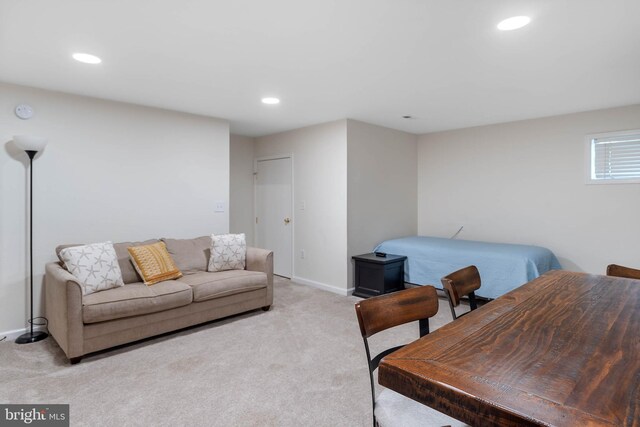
592, 134, 640, 180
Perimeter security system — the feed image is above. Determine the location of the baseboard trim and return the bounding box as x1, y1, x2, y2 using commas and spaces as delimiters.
0, 326, 46, 341
291, 276, 354, 296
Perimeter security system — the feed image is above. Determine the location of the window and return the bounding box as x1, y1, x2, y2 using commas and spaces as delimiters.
586, 130, 640, 184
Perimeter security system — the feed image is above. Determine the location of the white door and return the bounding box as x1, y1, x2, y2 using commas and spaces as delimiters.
255, 157, 293, 278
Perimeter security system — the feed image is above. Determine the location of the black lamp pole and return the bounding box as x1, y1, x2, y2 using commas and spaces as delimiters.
16, 150, 48, 344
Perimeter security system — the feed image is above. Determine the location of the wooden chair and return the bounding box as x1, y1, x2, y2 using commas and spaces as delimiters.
606, 264, 640, 280
441, 265, 481, 320
355, 286, 465, 427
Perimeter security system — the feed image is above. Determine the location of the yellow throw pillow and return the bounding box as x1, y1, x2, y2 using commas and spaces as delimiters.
127, 241, 182, 285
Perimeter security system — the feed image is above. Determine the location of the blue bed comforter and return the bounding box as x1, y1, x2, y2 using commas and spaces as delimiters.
374, 236, 561, 299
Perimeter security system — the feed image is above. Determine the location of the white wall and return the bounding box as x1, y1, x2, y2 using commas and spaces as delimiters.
229, 134, 255, 245
347, 120, 417, 286
417, 104, 640, 273
255, 120, 348, 293
0, 82, 230, 334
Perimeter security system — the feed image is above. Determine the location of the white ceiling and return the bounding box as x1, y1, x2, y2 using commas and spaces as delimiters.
1, 0, 639, 137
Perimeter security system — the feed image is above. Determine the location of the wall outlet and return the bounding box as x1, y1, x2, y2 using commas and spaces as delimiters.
300, 249, 305, 259
215, 201, 225, 212
300, 200, 306, 211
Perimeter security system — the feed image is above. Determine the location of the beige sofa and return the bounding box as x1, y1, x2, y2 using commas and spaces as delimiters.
45, 236, 273, 364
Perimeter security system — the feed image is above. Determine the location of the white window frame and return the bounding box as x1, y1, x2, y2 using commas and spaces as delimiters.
585, 129, 640, 185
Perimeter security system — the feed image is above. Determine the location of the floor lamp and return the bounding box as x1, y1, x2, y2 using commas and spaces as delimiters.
13, 135, 49, 344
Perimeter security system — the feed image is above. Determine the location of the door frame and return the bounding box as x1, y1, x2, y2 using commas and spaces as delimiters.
254, 153, 294, 278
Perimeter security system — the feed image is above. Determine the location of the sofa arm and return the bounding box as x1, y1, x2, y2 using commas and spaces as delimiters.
246, 247, 274, 305
45, 262, 85, 359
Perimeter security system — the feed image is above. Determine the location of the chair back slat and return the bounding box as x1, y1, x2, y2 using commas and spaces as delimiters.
607, 264, 640, 280
355, 285, 438, 338
441, 265, 481, 307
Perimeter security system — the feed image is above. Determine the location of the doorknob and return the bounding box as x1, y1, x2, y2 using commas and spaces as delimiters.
284, 218, 291, 224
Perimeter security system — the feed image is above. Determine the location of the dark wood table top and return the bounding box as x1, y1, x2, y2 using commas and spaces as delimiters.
378, 270, 640, 427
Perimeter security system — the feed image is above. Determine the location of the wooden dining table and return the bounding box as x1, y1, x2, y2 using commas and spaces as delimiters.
378, 270, 640, 426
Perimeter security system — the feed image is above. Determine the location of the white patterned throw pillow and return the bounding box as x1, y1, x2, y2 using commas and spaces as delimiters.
208, 233, 246, 272
59, 242, 124, 295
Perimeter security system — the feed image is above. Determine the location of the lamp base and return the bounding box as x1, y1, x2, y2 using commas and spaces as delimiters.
15, 330, 48, 344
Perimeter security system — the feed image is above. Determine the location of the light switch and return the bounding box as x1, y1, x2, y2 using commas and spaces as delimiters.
215, 201, 225, 212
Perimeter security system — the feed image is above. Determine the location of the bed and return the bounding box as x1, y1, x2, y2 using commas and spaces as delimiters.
374, 236, 562, 299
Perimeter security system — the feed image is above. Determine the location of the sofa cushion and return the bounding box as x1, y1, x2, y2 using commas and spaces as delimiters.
162, 236, 211, 274
56, 240, 159, 284
177, 270, 267, 302
59, 242, 124, 295
127, 241, 183, 285
113, 240, 160, 284
55, 244, 83, 262
208, 233, 246, 272
82, 280, 192, 323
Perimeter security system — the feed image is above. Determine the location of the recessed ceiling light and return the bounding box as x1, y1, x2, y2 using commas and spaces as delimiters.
72, 52, 102, 64
497, 16, 531, 31
261, 97, 280, 105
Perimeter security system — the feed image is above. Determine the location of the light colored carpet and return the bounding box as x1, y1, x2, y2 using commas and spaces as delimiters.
0, 277, 456, 427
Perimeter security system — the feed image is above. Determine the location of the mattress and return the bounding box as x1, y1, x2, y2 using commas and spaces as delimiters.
374, 236, 562, 299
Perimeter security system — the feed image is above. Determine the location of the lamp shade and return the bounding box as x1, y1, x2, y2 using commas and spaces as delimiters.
13, 135, 48, 152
